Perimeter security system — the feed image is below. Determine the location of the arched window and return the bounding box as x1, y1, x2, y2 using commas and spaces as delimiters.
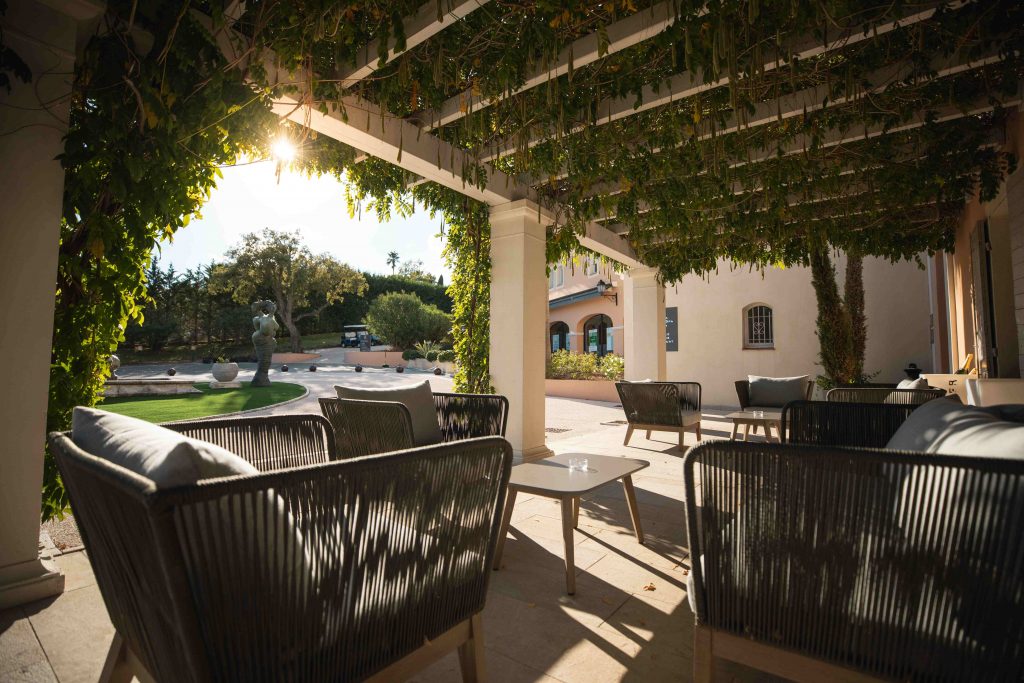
583, 314, 614, 356
550, 321, 569, 352
744, 304, 774, 348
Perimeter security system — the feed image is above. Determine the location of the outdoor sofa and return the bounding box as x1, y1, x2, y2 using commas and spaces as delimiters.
825, 385, 946, 405
614, 381, 702, 448
49, 409, 512, 682
685, 398, 1024, 682
320, 380, 509, 458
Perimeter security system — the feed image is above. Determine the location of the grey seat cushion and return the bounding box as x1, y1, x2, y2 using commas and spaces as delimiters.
885, 397, 1024, 458
747, 375, 808, 408
335, 380, 443, 447
72, 407, 313, 622
72, 406, 258, 485
897, 377, 929, 390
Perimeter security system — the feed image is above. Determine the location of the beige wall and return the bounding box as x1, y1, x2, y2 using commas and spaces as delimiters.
665, 256, 934, 406
948, 110, 1024, 377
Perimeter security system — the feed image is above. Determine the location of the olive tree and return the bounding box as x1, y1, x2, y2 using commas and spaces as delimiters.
364, 291, 451, 350
212, 229, 366, 352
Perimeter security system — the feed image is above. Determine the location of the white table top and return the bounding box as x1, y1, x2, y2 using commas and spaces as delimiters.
725, 409, 783, 421
508, 452, 649, 496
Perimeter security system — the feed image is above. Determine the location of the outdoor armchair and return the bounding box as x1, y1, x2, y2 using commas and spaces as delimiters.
49, 424, 513, 683
614, 381, 701, 448
825, 386, 945, 405
734, 377, 812, 409
684, 440, 1024, 683
165, 413, 336, 466
782, 400, 920, 448
320, 392, 509, 458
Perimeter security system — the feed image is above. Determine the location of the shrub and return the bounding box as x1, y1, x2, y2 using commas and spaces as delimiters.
426, 350, 439, 362
365, 291, 452, 350
546, 350, 600, 380
598, 354, 625, 380
438, 349, 456, 363
414, 340, 441, 357
402, 349, 423, 361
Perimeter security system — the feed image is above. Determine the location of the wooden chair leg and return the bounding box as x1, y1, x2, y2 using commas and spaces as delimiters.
646, 429, 652, 439
695, 423, 702, 441
743, 424, 750, 441
623, 425, 634, 446
99, 633, 133, 683
458, 613, 487, 683
492, 488, 517, 570
678, 429, 684, 449
694, 624, 713, 683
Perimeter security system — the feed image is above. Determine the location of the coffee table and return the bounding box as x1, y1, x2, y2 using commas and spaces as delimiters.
725, 409, 783, 442
492, 452, 649, 595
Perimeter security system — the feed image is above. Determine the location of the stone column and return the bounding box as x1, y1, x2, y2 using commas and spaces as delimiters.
623, 267, 667, 381
0, 0, 96, 608
489, 200, 552, 461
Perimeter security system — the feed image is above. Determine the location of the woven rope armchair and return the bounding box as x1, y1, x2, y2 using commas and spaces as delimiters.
782, 400, 920, 448
734, 378, 813, 409
165, 413, 336, 467
684, 440, 1024, 683
49, 429, 512, 683
319, 392, 509, 458
614, 381, 702, 448
825, 386, 946, 405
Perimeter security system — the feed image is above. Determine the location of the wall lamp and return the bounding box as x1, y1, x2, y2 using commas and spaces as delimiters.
595, 279, 618, 305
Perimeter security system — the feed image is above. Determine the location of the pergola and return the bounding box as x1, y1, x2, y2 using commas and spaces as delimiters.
1, 0, 1020, 609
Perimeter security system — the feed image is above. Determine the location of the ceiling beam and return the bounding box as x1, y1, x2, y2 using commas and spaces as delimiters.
416, 0, 685, 132
481, 1, 958, 163
338, 0, 490, 87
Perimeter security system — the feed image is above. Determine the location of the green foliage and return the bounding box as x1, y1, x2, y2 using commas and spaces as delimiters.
810, 248, 872, 388
413, 340, 441, 357
426, 350, 439, 362
210, 229, 366, 353
547, 351, 624, 380
365, 291, 451, 350
598, 354, 625, 381
402, 349, 423, 361
438, 350, 456, 363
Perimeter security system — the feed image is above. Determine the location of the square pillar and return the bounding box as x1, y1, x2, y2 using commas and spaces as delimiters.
0, 0, 88, 608
489, 200, 552, 461
623, 267, 667, 381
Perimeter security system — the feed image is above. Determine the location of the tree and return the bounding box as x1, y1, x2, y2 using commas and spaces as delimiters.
386, 251, 400, 274
212, 229, 367, 352
396, 258, 436, 284
437, 274, 444, 287
364, 291, 451, 350
809, 247, 868, 388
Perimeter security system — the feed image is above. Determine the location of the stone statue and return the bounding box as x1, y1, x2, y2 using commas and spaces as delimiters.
250, 300, 279, 387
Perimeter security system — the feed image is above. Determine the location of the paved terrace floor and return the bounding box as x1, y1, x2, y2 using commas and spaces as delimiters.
3, 351, 775, 682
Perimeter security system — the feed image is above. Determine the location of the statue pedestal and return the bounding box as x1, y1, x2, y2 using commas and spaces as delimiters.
210, 381, 242, 390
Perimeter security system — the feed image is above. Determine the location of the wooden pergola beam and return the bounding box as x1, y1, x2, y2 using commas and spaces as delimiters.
338, 0, 491, 87
416, 0, 685, 132
481, 1, 958, 163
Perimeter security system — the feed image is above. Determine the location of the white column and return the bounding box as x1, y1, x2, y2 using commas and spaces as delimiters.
623, 267, 667, 381
489, 200, 552, 461
0, 0, 88, 608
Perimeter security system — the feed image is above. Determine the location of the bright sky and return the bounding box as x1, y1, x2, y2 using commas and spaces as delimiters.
156, 160, 452, 279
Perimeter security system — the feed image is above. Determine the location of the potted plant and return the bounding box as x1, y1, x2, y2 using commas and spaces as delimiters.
211, 356, 239, 383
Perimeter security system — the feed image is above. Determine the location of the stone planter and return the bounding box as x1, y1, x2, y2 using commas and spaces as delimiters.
212, 362, 239, 382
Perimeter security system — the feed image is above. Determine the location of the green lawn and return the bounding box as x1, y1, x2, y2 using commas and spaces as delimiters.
100, 382, 305, 423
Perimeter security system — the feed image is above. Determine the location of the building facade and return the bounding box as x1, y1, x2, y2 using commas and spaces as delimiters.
549, 255, 936, 406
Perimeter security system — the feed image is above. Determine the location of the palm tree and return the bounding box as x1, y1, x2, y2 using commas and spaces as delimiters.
386, 251, 400, 274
